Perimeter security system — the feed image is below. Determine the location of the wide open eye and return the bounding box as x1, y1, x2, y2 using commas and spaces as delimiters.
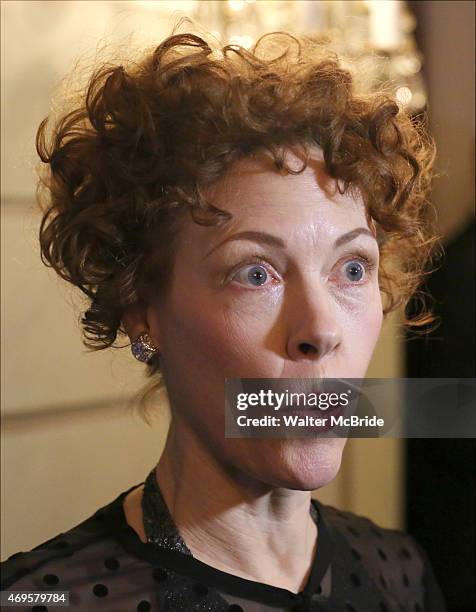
334, 253, 376, 286
343, 260, 366, 282
231, 263, 272, 287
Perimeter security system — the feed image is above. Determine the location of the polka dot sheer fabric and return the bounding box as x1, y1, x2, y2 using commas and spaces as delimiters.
1, 468, 446, 612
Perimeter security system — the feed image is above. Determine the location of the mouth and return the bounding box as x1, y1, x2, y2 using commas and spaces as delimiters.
288, 381, 348, 430
292, 401, 344, 416
290, 403, 345, 432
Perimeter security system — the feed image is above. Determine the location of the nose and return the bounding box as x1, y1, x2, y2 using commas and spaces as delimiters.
286, 284, 342, 362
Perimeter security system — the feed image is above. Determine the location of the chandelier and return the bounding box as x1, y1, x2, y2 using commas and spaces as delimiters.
186, 0, 427, 114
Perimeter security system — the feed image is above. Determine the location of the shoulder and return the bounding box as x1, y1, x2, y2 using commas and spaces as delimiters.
1, 486, 142, 594
314, 500, 447, 611
1, 506, 113, 590
316, 501, 419, 558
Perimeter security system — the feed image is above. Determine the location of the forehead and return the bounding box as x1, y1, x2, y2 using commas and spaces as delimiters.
188, 147, 370, 247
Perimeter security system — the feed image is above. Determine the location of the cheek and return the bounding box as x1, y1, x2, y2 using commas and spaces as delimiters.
215, 294, 281, 373
363, 286, 384, 341
340, 286, 383, 359
157, 283, 275, 381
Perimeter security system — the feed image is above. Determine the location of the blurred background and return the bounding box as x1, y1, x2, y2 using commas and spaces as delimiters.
1, 2, 474, 609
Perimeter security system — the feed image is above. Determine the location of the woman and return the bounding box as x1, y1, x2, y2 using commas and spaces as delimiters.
1, 30, 445, 611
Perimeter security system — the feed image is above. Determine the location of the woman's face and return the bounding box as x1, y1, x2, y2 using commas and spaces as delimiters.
145, 147, 383, 491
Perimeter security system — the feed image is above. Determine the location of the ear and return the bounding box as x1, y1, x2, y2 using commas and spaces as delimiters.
121, 303, 150, 343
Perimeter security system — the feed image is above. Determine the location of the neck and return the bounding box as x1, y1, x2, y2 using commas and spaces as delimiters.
155, 419, 318, 593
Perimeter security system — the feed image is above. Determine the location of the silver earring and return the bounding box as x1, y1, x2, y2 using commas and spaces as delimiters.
131, 332, 159, 364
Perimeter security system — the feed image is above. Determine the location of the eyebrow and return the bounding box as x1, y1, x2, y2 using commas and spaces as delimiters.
334, 227, 377, 248
204, 227, 377, 259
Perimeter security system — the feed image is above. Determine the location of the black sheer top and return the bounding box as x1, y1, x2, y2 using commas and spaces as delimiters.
1, 466, 446, 612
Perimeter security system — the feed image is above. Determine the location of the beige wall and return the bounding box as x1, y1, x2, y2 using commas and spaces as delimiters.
1, 1, 404, 561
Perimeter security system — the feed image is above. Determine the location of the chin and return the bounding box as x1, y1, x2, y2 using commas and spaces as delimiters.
256, 437, 347, 491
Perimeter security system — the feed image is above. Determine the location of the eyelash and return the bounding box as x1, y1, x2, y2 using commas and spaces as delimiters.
227, 252, 376, 288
